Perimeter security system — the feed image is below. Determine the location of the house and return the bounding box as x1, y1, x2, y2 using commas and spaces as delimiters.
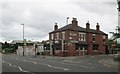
48, 18, 108, 56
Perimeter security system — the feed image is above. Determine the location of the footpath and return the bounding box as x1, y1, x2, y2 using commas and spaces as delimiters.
98, 54, 119, 68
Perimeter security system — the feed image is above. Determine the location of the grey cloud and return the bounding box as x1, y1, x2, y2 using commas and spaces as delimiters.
1, 2, 64, 41
1, 1, 118, 42
74, 2, 117, 16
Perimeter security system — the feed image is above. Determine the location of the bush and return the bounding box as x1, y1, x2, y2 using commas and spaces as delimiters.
2, 48, 14, 53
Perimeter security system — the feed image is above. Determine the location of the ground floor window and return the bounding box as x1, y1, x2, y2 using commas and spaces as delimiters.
76, 44, 88, 50
53, 43, 61, 50
93, 44, 99, 50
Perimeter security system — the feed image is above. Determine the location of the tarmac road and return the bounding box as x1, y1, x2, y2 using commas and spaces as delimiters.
2, 54, 119, 73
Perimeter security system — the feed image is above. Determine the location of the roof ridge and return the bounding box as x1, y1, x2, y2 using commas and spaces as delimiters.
49, 24, 107, 35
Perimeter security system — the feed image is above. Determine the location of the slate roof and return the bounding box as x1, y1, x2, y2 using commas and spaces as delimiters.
49, 24, 107, 35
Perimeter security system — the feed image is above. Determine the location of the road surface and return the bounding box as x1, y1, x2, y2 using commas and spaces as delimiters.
2, 54, 119, 73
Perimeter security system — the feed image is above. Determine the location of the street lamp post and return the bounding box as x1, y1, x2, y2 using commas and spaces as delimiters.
117, 0, 120, 11
116, 0, 120, 33
21, 24, 24, 56
50, 41, 53, 55
66, 17, 69, 25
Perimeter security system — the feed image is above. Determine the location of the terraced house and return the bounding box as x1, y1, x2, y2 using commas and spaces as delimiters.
48, 18, 108, 56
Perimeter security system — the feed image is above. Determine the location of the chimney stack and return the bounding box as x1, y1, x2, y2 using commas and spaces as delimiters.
96, 23, 100, 31
54, 23, 58, 30
71, 17, 78, 30
86, 21, 90, 31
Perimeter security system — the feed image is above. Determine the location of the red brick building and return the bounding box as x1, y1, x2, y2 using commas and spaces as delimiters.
48, 18, 108, 56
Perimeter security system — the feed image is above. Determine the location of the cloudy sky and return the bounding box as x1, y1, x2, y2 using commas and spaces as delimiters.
0, 0, 119, 42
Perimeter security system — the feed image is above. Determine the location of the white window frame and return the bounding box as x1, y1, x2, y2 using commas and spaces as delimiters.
62, 32, 65, 40
103, 35, 106, 39
69, 37, 72, 39
79, 32, 86, 41
103, 35, 106, 42
51, 34, 54, 40
56, 33, 59, 40
93, 34, 96, 42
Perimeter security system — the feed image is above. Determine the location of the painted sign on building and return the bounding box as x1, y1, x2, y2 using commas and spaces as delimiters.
70, 40, 78, 43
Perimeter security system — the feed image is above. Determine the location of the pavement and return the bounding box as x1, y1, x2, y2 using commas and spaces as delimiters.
99, 58, 119, 68
99, 54, 119, 68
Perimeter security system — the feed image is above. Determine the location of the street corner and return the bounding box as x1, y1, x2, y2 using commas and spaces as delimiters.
99, 59, 119, 68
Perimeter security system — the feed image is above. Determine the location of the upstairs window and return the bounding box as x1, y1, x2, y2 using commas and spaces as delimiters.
56, 33, 59, 40
69, 37, 72, 39
103, 35, 106, 42
51, 34, 54, 40
93, 34, 96, 42
79, 32, 86, 41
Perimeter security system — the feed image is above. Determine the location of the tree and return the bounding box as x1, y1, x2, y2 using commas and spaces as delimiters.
107, 39, 113, 49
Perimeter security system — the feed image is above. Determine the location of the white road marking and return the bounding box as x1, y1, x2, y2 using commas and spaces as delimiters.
4, 55, 95, 71
47, 64, 69, 70
63, 60, 80, 63
16, 58, 70, 71
32, 57, 94, 69
48, 65, 52, 67
63, 62, 94, 68
33, 62, 37, 64
64, 69, 70, 71
63, 60, 94, 68
18, 66, 29, 72
9, 63, 12, 66
15, 57, 93, 70
2, 60, 30, 72
52, 66, 70, 70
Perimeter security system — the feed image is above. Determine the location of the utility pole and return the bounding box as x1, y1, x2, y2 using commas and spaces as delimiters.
21, 24, 24, 56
